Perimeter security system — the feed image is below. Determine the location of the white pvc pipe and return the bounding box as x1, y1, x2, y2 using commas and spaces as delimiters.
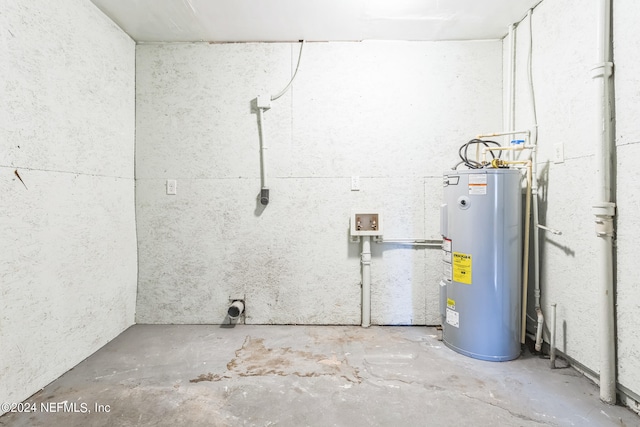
376, 238, 442, 247
361, 236, 371, 328
593, 0, 616, 405
476, 130, 531, 138
523, 8, 544, 355
228, 300, 245, 320
535, 307, 544, 352
521, 162, 532, 344
257, 107, 268, 190
507, 24, 516, 160
531, 139, 543, 352
550, 303, 557, 369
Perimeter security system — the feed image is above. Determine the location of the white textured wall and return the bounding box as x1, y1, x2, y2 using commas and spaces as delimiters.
614, 0, 640, 401
135, 41, 503, 325
508, 0, 640, 400
0, 0, 136, 409
510, 0, 598, 370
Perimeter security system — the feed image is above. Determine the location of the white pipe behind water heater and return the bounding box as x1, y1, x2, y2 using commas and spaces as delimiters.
525, 8, 544, 354
507, 24, 517, 160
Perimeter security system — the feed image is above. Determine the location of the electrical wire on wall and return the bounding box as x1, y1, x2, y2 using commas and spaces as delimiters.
255, 40, 306, 206
454, 139, 502, 169
271, 40, 305, 101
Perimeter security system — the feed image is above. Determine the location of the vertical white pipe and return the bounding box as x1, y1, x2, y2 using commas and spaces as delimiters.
531, 127, 543, 352
361, 236, 371, 328
257, 107, 268, 189
532, 165, 543, 352
520, 162, 532, 343
507, 24, 516, 160
593, 0, 616, 404
525, 7, 544, 353
550, 303, 557, 368
597, 227, 615, 403
595, 3, 612, 203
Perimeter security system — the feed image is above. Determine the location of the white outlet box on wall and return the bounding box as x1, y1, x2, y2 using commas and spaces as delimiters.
350, 212, 383, 237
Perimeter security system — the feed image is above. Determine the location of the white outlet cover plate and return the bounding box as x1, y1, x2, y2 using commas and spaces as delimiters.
166, 179, 177, 195
351, 176, 360, 191
554, 143, 564, 164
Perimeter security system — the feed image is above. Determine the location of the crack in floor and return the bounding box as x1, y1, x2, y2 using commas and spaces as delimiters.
362, 360, 445, 391
462, 393, 554, 426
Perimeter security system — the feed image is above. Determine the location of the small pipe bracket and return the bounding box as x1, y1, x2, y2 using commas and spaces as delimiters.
594, 218, 614, 237
360, 253, 371, 265
590, 62, 614, 79
593, 202, 616, 237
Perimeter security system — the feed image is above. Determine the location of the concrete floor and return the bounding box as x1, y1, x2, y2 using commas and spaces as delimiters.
1, 325, 638, 427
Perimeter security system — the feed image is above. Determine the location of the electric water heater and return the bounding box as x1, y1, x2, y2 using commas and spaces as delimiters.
440, 169, 522, 361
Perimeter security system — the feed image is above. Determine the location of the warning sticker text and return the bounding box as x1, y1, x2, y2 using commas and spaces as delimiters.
468, 174, 487, 195
453, 252, 472, 284
446, 308, 459, 328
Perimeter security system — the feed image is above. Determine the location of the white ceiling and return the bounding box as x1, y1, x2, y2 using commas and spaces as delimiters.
90, 0, 542, 43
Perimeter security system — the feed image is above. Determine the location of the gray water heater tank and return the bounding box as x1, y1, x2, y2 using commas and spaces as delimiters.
440, 168, 522, 361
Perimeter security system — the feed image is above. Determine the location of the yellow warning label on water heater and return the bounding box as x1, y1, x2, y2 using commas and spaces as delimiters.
453, 252, 472, 284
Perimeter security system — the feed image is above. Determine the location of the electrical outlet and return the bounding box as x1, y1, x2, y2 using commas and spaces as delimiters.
166, 179, 177, 195
554, 143, 564, 164
351, 176, 360, 191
